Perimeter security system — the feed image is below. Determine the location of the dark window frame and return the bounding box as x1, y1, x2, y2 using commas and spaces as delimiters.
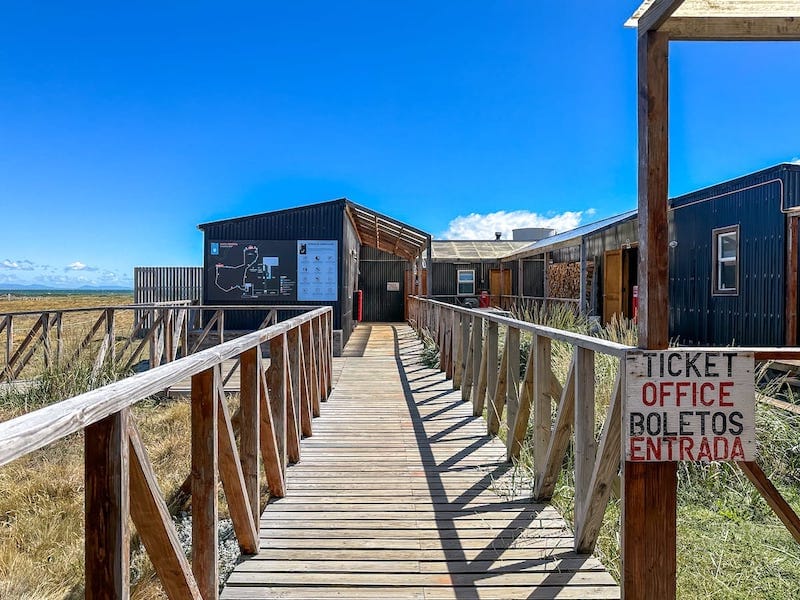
712, 224, 739, 297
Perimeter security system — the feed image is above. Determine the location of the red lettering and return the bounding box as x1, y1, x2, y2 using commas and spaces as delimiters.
697, 437, 712, 461
646, 437, 661, 460
719, 381, 734, 407
730, 437, 745, 460
629, 437, 645, 461
680, 437, 694, 460
642, 382, 658, 407
659, 381, 673, 407
675, 381, 691, 407
713, 436, 729, 458
700, 382, 715, 406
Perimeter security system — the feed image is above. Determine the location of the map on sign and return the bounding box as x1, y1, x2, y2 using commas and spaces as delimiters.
206, 239, 338, 303
207, 240, 298, 302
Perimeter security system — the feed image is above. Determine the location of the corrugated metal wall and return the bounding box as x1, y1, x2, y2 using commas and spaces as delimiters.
430, 262, 509, 298
134, 266, 203, 304
668, 166, 798, 346
522, 259, 545, 297
358, 246, 407, 321
198, 199, 346, 331
340, 213, 360, 342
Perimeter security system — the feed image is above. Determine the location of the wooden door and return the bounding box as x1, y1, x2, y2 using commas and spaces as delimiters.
489, 269, 511, 306
603, 250, 623, 324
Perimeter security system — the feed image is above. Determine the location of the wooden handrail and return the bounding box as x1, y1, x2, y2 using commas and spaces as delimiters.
0, 305, 333, 599
407, 296, 800, 558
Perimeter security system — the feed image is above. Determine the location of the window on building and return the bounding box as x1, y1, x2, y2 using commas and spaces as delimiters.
713, 226, 739, 295
457, 269, 475, 295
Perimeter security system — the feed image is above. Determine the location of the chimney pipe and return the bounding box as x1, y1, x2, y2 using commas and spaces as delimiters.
494, 232, 502, 240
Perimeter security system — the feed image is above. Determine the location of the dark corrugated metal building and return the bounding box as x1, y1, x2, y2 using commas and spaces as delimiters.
197, 198, 431, 354
669, 163, 800, 346
500, 163, 800, 347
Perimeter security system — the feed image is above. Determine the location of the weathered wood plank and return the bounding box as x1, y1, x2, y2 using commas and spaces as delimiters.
192, 366, 219, 599
129, 421, 202, 600
239, 347, 260, 530
85, 409, 129, 599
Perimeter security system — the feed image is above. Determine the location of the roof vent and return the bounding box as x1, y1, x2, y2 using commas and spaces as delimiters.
494, 232, 502, 240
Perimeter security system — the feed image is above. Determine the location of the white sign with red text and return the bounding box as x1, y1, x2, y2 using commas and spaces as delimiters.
624, 350, 755, 462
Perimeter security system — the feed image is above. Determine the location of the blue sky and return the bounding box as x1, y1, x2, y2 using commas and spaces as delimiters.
1, 2, 799, 288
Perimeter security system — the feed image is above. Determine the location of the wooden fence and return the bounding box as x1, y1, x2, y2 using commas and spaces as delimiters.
134, 266, 203, 306
0, 306, 333, 599
0, 304, 319, 383
408, 296, 800, 555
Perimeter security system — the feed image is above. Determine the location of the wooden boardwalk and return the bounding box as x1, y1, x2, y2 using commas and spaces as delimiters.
221, 324, 619, 599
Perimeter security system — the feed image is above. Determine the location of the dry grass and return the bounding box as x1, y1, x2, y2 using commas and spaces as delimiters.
1, 293, 135, 379
0, 292, 248, 598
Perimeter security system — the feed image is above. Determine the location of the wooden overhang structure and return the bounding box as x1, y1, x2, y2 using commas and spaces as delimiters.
345, 201, 432, 296
626, 1, 800, 599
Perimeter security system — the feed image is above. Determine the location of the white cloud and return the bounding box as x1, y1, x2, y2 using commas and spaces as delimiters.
65, 261, 98, 272
791, 157, 800, 165
437, 209, 587, 240
1, 258, 35, 270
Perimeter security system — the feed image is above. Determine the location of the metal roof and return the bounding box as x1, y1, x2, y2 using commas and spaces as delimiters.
501, 210, 638, 262
345, 201, 430, 262
431, 240, 531, 262
198, 198, 431, 263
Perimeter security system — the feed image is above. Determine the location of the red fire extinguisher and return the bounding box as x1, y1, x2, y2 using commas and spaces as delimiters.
479, 290, 490, 308
632, 285, 639, 323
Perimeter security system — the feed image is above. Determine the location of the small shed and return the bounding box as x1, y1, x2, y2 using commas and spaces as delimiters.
197, 198, 430, 354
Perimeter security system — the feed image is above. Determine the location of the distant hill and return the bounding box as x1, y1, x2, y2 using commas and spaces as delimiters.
0, 283, 133, 292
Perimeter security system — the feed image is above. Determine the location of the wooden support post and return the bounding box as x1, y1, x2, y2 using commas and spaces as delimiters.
41, 312, 51, 370
285, 331, 301, 463
239, 347, 261, 528
487, 334, 508, 436
287, 327, 303, 435
533, 335, 552, 472
453, 313, 464, 389
481, 321, 499, 419
4, 315, 12, 375
509, 339, 536, 461
624, 28, 676, 600
129, 421, 202, 599
534, 354, 576, 500
468, 316, 482, 404
474, 321, 491, 416
56, 312, 64, 366
504, 327, 521, 458
461, 317, 475, 401
107, 308, 116, 368
306, 321, 321, 417
191, 366, 218, 599
218, 310, 225, 345
258, 355, 286, 498
268, 335, 288, 477
85, 409, 130, 599
325, 311, 333, 390
573, 347, 596, 545
299, 322, 314, 435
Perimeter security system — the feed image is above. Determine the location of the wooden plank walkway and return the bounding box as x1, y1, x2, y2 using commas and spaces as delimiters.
222, 324, 619, 599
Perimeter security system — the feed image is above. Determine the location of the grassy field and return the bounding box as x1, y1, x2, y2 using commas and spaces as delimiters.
1, 292, 136, 380
0, 292, 239, 599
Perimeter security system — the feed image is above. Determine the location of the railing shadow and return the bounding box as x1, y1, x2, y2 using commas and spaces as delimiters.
391, 325, 588, 597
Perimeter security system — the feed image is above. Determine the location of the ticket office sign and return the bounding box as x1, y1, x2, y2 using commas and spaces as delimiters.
624, 350, 755, 462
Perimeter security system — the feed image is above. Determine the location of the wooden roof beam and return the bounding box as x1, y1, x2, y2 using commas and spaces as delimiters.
634, 0, 686, 33
662, 16, 800, 40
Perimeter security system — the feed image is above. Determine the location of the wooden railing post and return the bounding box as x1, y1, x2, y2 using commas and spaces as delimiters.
285, 329, 302, 463
56, 311, 64, 366
108, 308, 116, 368
325, 311, 333, 390
85, 409, 130, 599
268, 335, 288, 476
191, 366, 219, 599
298, 323, 314, 435
487, 329, 508, 436
573, 347, 596, 546
534, 335, 553, 472
41, 312, 51, 370
4, 314, 12, 376
504, 327, 521, 458
465, 315, 481, 403
239, 347, 261, 527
